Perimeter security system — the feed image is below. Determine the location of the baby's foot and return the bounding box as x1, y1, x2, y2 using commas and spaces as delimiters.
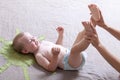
82, 21, 93, 32
88, 4, 100, 21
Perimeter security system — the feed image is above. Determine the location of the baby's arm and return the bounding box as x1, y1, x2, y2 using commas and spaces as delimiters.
56, 27, 64, 45
35, 47, 60, 72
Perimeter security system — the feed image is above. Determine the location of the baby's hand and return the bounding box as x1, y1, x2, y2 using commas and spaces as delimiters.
51, 47, 60, 56
56, 26, 64, 35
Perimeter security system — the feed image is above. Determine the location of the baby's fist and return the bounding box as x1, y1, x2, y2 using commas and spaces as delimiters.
51, 47, 60, 56
56, 26, 64, 34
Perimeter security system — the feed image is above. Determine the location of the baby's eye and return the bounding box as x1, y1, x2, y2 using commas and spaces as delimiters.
29, 39, 32, 43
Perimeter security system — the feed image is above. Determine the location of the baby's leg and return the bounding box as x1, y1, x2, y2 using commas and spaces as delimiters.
88, 4, 100, 21
72, 30, 85, 46
68, 22, 90, 68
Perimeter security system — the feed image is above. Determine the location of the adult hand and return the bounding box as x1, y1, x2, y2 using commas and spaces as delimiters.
90, 5, 107, 29
85, 23, 100, 47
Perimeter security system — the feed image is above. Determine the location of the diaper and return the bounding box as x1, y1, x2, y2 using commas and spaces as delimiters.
63, 49, 87, 70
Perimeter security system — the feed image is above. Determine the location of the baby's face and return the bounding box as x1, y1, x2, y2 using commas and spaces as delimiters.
21, 32, 39, 54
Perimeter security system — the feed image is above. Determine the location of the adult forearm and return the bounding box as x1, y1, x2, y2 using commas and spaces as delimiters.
95, 44, 120, 73
103, 24, 120, 40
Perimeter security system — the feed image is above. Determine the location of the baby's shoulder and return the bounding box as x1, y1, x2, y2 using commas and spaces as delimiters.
34, 52, 43, 58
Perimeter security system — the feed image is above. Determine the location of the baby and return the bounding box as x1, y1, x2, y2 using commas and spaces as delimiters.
12, 4, 100, 72
12, 26, 88, 72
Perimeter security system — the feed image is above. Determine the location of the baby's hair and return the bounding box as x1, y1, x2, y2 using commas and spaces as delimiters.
12, 32, 25, 53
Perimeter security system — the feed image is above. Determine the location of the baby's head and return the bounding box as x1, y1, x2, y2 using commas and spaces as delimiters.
12, 32, 39, 54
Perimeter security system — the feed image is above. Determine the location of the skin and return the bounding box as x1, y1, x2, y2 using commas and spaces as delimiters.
20, 27, 64, 72
18, 25, 92, 72
15, 4, 99, 72
87, 4, 120, 73
68, 22, 91, 68
15, 4, 120, 73
88, 4, 100, 21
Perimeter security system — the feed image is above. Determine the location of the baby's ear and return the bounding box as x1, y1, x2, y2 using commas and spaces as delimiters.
22, 49, 29, 54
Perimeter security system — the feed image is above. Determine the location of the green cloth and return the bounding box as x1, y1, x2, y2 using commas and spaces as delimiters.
0, 40, 36, 80
0, 41, 36, 67
0, 29, 45, 80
